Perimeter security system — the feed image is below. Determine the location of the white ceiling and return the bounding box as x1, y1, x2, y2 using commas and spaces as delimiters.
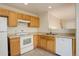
2, 3, 75, 20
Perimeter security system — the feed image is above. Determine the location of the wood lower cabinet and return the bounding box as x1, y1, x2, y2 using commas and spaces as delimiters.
38, 36, 47, 50
40, 38, 47, 50
8, 37, 20, 56
33, 35, 55, 53
8, 11, 17, 27
47, 39, 55, 53
33, 35, 39, 48
33, 35, 76, 55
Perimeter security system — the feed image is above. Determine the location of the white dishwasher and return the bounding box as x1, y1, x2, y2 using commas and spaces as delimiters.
56, 37, 72, 56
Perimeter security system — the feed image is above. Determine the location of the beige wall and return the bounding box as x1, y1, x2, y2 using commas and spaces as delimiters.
38, 13, 49, 33
38, 11, 76, 34
48, 12, 61, 29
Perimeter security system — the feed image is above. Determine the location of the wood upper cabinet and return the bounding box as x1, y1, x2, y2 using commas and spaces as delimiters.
8, 11, 17, 27
0, 8, 9, 16
22, 14, 31, 21
17, 13, 31, 21
17, 13, 23, 19
0, 8, 40, 27
35, 17, 40, 27
0, 8, 17, 27
22, 14, 26, 20
8, 37, 20, 56
15, 12, 40, 27
25, 15, 31, 21
28, 16, 40, 27
30, 16, 36, 27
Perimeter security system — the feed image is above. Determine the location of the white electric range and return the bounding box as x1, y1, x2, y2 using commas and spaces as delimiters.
18, 32, 34, 54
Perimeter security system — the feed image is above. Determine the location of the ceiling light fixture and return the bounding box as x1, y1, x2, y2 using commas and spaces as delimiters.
24, 3, 28, 5
48, 6, 52, 8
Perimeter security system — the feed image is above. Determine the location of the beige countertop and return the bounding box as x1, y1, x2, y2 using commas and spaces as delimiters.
8, 32, 34, 38
34, 32, 76, 39
8, 32, 76, 39
8, 35, 20, 38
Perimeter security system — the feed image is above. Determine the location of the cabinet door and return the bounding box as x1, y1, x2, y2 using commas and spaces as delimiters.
37, 36, 41, 48
8, 11, 17, 27
9, 37, 20, 56
0, 8, 9, 16
22, 14, 26, 20
25, 15, 31, 21
22, 14, 31, 21
41, 38, 47, 49
34, 17, 40, 27
47, 39, 55, 53
17, 13, 23, 19
33, 35, 39, 48
29, 16, 40, 27
29, 16, 35, 27
38, 36, 47, 49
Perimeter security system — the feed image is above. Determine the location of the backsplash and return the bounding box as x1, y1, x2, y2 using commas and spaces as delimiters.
8, 22, 38, 35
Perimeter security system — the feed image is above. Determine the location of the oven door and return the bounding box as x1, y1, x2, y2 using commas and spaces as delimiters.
20, 36, 33, 48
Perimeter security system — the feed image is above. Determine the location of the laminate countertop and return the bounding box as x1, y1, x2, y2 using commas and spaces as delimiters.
35, 33, 76, 39
8, 35, 20, 39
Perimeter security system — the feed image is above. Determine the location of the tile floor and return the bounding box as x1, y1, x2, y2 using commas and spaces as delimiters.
21, 48, 56, 56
